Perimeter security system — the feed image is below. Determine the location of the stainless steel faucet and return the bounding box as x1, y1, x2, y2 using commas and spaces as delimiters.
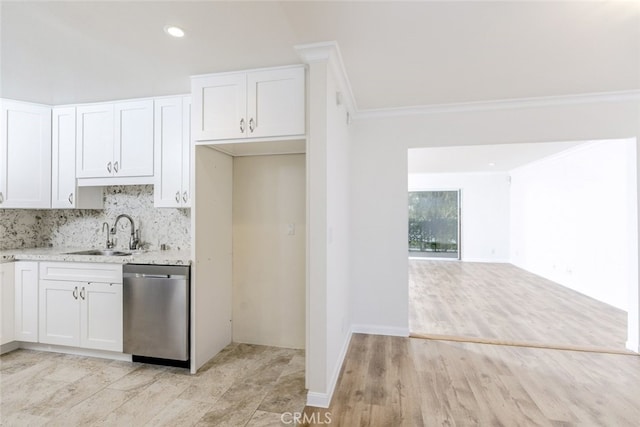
110, 214, 140, 250
102, 222, 114, 249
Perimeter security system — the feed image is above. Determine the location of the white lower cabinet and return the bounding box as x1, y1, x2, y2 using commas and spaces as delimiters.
81, 282, 122, 351
14, 261, 39, 343
38, 262, 123, 352
39, 280, 80, 347
1, 262, 15, 345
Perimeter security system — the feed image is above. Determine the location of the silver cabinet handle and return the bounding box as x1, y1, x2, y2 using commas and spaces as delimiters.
175, 191, 180, 203
68, 193, 74, 205
182, 191, 188, 203
114, 161, 119, 173
73, 286, 78, 300
249, 118, 255, 133
80, 286, 85, 300
0, 191, 3, 204
240, 118, 245, 133
107, 162, 112, 173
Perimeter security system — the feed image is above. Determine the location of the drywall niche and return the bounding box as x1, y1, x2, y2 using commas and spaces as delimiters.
232, 153, 306, 348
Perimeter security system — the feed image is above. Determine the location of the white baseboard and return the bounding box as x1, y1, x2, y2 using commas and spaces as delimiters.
351, 324, 410, 337
626, 340, 639, 353
20, 342, 133, 362
0, 341, 20, 355
461, 258, 510, 263
306, 330, 353, 409
306, 391, 332, 409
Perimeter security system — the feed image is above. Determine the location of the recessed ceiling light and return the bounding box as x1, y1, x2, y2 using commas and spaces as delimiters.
164, 25, 185, 38
488, 162, 496, 167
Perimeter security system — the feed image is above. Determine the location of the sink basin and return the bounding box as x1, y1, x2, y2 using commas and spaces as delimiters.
66, 249, 132, 256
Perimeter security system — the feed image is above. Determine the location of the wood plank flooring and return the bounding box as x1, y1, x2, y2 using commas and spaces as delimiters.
303, 334, 640, 426
409, 260, 628, 350
0, 343, 306, 426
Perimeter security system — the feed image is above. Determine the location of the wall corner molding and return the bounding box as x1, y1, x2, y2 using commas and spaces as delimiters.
295, 41, 358, 115
354, 89, 640, 120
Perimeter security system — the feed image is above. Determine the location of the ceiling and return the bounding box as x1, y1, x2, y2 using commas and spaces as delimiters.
1, 1, 639, 109
408, 141, 588, 174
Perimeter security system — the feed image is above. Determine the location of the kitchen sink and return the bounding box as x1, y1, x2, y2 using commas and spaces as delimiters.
66, 249, 132, 256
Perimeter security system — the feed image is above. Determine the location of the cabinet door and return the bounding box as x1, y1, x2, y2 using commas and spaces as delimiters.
52, 107, 77, 208
52, 107, 103, 209
247, 67, 305, 139
114, 100, 154, 178
1, 262, 15, 345
80, 282, 122, 352
0, 100, 52, 208
14, 261, 39, 342
154, 97, 184, 208
77, 104, 114, 178
39, 280, 80, 347
192, 73, 246, 141
181, 96, 191, 207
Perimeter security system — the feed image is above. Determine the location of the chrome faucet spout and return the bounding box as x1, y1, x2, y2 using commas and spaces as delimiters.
111, 214, 139, 250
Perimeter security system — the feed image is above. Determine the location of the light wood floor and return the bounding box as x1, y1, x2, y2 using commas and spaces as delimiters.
1, 343, 305, 426
409, 260, 628, 350
303, 334, 640, 426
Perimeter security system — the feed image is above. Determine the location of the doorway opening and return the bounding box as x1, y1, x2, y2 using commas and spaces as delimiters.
407, 139, 638, 353
408, 190, 460, 260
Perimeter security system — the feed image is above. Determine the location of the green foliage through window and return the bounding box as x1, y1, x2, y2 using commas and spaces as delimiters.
408, 191, 459, 256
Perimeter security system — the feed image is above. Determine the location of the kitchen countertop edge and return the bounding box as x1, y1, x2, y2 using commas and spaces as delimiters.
0, 247, 192, 266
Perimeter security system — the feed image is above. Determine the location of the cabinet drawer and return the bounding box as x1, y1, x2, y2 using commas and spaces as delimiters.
39, 262, 122, 284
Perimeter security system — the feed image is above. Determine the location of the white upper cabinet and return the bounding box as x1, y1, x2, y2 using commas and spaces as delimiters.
76, 100, 154, 181
0, 99, 52, 208
51, 107, 103, 209
154, 96, 191, 208
76, 104, 113, 178
192, 65, 305, 142
114, 100, 154, 177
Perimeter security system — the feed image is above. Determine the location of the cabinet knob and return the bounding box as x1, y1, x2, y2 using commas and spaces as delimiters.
249, 118, 255, 133
107, 162, 112, 173
68, 193, 74, 205
175, 191, 180, 203
182, 191, 188, 203
240, 118, 245, 133
114, 161, 119, 173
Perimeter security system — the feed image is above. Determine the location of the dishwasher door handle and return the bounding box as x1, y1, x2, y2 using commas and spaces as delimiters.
124, 273, 170, 279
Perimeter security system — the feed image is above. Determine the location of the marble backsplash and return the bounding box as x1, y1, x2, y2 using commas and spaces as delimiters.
0, 185, 190, 251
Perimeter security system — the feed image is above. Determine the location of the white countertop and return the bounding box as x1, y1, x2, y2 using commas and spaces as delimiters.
0, 247, 191, 265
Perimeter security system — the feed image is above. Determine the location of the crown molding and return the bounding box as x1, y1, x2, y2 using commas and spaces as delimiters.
295, 41, 358, 114
354, 90, 640, 120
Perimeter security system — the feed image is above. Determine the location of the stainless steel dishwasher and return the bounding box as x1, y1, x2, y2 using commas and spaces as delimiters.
123, 264, 190, 368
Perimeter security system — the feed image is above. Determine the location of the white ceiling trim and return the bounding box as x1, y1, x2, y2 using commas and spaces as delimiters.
354, 90, 640, 120
295, 41, 358, 116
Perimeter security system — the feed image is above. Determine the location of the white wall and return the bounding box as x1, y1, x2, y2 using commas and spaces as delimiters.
304, 50, 353, 408
232, 154, 306, 349
510, 139, 637, 311
191, 146, 233, 373
349, 96, 640, 350
408, 172, 510, 262
324, 63, 352, 402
